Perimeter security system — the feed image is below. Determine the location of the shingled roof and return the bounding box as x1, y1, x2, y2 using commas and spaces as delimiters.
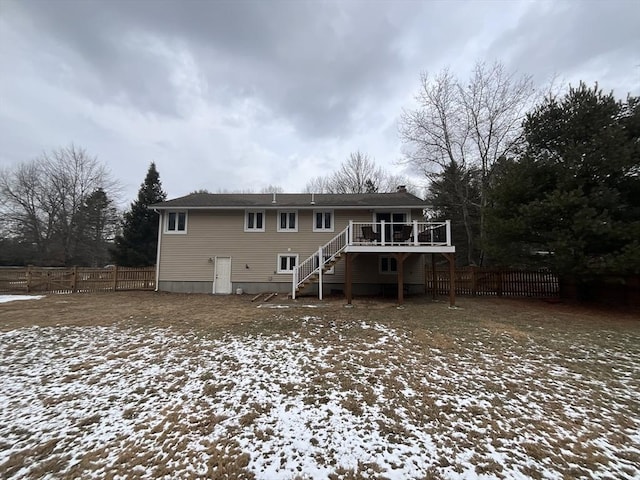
150, 191, 427, 209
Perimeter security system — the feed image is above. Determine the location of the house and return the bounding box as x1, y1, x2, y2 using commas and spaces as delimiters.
150, 187, 456, 305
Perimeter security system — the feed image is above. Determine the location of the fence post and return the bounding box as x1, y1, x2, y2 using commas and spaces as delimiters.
112, 265, 119, 292
471, 266, 478, 296
71, 266, 78, 293
27, 265, 32, 293
498, 270, 503, 297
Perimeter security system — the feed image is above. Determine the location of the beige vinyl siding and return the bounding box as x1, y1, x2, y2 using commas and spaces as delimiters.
158, 208, 427, 285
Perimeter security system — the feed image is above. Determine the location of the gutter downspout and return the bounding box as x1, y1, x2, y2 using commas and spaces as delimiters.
154, 209, 162, 292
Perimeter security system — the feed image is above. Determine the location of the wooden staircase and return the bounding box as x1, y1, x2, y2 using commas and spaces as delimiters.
294, 253, 344, 295
292, 225, 349, 299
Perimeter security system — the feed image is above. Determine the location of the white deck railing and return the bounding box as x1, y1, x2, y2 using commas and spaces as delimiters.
292, 221, 451, 299
349, 220, 450, 246
293, 225, 349, 299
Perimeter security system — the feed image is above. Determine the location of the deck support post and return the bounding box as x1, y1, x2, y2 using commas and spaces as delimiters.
345, 253, 353, 305
394, 253, 410, 306
431, 253, 437, 300
318, 246, 323, 300
441, 252, 456, 307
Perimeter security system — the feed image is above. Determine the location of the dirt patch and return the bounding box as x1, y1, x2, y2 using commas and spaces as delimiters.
0, 291, 267, 333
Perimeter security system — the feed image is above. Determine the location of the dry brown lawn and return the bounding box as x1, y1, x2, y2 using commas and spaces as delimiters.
0, 292, 638, 480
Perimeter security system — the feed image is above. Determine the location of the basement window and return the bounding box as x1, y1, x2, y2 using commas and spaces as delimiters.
277, 254, 298, 273
379, 256, 397, 274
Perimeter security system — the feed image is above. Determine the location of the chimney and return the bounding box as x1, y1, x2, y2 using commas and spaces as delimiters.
396, 185, 407, 193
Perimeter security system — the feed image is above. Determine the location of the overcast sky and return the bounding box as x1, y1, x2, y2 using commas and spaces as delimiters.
1, 0, 638, 205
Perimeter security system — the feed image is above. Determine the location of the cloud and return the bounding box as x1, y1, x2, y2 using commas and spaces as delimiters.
1, 0, 638, 203
7, 0, 415, 138
488, 0, 640, 95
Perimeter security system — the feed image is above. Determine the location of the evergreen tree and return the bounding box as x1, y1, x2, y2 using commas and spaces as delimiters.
73, 188, 119, 266
425, 161, 481, 265
486, 83, 640, 276
111, 163, 167, 266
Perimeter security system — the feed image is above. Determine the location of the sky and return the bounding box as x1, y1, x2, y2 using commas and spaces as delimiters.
1, 0, 639, 206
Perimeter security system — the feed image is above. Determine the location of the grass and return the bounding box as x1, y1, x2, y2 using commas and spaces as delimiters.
0, 292, 638, 479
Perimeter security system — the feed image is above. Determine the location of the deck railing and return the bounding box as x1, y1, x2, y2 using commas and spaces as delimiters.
349, 220, 450, 246
293, 226, 349, 297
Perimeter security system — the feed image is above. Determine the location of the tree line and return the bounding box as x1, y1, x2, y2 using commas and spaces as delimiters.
401, 63, 638, 280
1, 61, 638, 280
0, 148, 412, 269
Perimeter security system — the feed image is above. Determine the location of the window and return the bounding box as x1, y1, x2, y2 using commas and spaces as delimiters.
313, 210, 333, 232
380, 256, 398, 274
277, 210, 298, 232
277, 254, 298, 273
165, 211, 187, 233
245, 210, 265, 232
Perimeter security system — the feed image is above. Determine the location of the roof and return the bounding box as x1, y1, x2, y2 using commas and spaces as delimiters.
150, 192, 427, 210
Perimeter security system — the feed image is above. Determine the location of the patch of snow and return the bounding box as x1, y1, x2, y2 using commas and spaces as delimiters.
0, 294, 45, 303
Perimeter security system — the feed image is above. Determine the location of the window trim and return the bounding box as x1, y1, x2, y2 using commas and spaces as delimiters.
379, 255, 398, 274
277, 254, 299, 274
277, 210, 298, 232
244, 209, 265, 232
313, 209, 334, 232
164, 211, 188, 234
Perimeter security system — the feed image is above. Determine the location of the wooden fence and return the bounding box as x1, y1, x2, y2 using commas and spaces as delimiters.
0, 266, 156, 294
425, 266, 559, 298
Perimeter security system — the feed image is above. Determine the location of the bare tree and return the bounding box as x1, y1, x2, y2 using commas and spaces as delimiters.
304, 176, 332, 194
399, 61, 536, 264
259, 185, 284, 193
0, 145, 119, 265
304, 151, 413, 194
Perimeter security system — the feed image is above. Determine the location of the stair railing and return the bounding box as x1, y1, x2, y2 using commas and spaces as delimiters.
292, 225, 349, 299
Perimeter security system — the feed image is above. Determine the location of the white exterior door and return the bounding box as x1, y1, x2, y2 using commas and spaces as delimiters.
213, 257, 232, 294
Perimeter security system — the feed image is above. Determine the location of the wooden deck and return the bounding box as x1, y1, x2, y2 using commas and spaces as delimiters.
293, 221, 457, 305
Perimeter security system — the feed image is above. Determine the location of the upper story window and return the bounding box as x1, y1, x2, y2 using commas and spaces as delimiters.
165, 211, 187, 233
278, 210, 298, 232
245, 210, 265, 232
313, 210, 334, 232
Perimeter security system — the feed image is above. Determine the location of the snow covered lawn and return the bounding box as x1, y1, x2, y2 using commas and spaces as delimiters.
1, 310, 639, 479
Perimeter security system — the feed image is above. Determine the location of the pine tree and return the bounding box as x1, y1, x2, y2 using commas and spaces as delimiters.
425, 161, 481, 265
110, 163, 167, 266
486, 83, 640, 276
73, 188, 119, 266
